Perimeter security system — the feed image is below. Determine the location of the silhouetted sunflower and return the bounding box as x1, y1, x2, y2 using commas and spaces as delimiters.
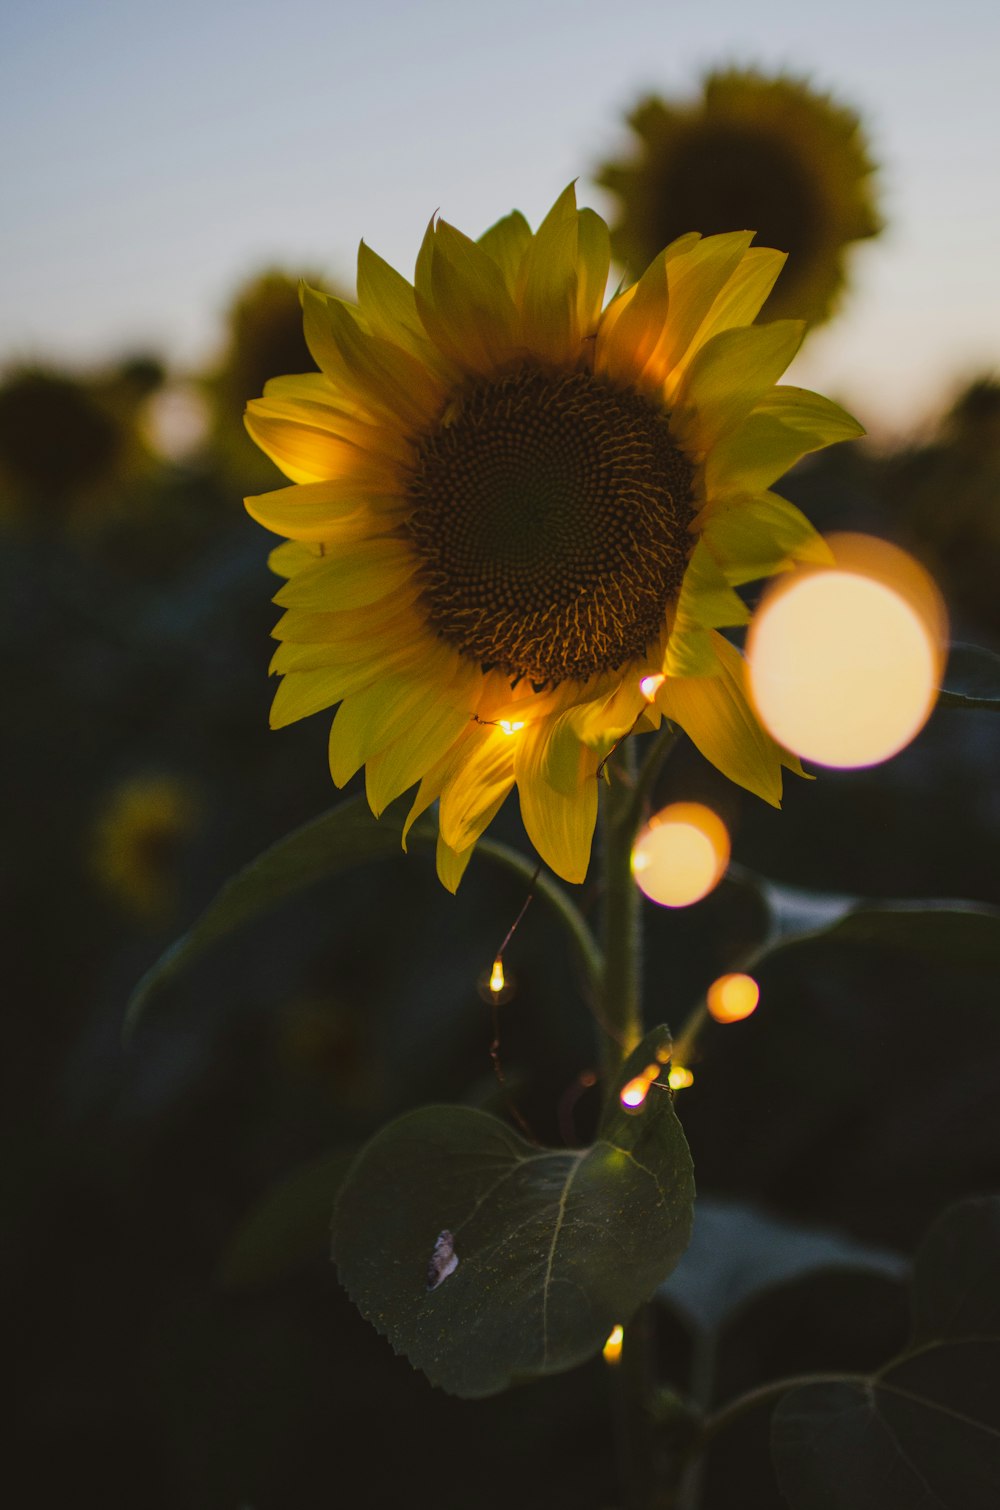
597, 70, 881, 327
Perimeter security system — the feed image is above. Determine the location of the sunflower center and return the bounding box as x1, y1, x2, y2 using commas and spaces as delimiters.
405, 366, 695, 684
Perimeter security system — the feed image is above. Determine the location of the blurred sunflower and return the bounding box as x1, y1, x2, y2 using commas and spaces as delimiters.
597, 70, 881, 327
245, 186, 862, 889
92, 775, 199, 923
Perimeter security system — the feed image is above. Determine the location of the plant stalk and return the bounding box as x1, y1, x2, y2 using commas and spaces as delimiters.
600, 740, 653, 1508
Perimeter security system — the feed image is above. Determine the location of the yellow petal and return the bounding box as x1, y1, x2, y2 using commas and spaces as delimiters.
594, 249, 670, 387
327, 645, 464, 786
656, 232, 756, 384
414, 218, 520, 373
518, 184, 584, 364
477, 210, 533, 297
438, 724, 516, 853
365, 693, 473, 817
574, 207, 611, 335
272, 538, 416, 611
271, 590, 420, 645
698, 490, 833, 585
267, 540, 321, 579
705, 386, 865, 496
665, 540, 749, 677
244, 406, 365, 485
672, 321, 805, 453
514, 724, 599, 883
302, 285, 441, 429
681, 247, 787, 358
355, 241, 431, 360
269, 664, 381, 728
656, 633, 789, 806
246, 479, 405, 542
436, 834, 476, 893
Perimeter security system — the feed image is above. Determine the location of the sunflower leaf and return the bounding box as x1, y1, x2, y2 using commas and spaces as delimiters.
938, 641, 1000, 710
730, 868, 1000, 968
771, 1196, 1000, 1510
331, 1025, 694, 1398
124, 797, 601, 1039
122, 795, 437, 1040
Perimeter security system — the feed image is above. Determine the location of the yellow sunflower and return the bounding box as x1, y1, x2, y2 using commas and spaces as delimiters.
597, 70, 882, 327
244, 186, 862, 890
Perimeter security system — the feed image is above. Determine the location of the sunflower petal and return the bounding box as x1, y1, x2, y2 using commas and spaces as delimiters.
302, 286, 441, 429
356, 241, 431, 357
438, 725, 516, 853
665, 540, 750, 677
683, 247, 787, 353
514, 725, 598, 883
477, 210, 532, 296
246, 479, 404, 542
575, 207, 611, 335
519, 184, 584, 364
414, 219, 520, 373
272, 538, 416, 610
699, 490, 833, 584
656, 232, 756, 382
706, 386, 865, 496
672, 321, 805, 452
594, 249, 670, 386
244, 405, 365, 485
267, 540, 321, 579
365, 696, 473, 817
436, 834, 476, 893
656, 633, 790, 806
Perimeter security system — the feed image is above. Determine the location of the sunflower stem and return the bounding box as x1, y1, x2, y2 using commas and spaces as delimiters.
600, 740, 655, 1508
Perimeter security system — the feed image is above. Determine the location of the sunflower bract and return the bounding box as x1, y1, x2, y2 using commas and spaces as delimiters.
245, 185, 863, 889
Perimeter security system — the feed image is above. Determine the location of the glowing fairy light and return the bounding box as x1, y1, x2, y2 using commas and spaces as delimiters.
667, 1065, 694, 1091
640, 673, 666, 701
707, 972, 760, 1024
603, 1324, 625, 1365
747, 534, 947, 769
631, 802, 730, 908
498, 719, 526, 736
620, 1075, 652, 1110
489, 958, 506, 996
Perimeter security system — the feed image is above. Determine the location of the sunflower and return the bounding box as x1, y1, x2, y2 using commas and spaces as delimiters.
92, 775, 199, 922
245, 186, 862, 889
597, 70, 881, 328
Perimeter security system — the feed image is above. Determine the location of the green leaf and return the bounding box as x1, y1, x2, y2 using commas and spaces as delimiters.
771, 1196, 1000, 1510
938, 642, 1000, 710
219, 1148, 357, 1291
730, 868, 1000, 969
124, 797, 602, 1041
659, 1198, 906, 1336
332, 1026, 694, 1398
124, 794, 432, 1039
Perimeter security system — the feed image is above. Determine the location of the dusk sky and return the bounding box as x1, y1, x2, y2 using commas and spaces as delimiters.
3, 0, 998, 436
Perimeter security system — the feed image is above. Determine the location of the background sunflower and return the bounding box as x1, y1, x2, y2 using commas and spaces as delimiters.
597, 69, 882, 328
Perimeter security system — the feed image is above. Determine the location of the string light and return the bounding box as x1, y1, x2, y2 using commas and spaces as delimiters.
620, 1074, 652, 1110
631, 802, 730, 907
603, 1324, 625, 1365
707, 972, 760, 1024
747, 534, 947, 769
498, 719, 526, 736
489, 958, 506, 997
667, 1065, 694, 1091
640, 673, 666, 701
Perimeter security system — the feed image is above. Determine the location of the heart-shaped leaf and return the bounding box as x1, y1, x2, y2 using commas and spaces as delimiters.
771, 1196, 1000, 1509
332, 1026, 694, 1397
938, 642, 1000, 710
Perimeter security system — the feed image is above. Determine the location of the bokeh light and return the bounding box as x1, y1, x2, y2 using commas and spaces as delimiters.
707, 972, 760, 1024
747, 534, 947, 769
667, 1066, 695, 1091
620, 1075, 651, 1110
631, 803, 731, 908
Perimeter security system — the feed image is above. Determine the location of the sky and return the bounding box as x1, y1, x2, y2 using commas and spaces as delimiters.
2, 0, 998, 437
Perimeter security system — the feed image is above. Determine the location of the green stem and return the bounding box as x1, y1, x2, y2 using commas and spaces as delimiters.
600, 740, 652, 1508
693, 1371, 867, 1455
599, 740, 644, 1086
